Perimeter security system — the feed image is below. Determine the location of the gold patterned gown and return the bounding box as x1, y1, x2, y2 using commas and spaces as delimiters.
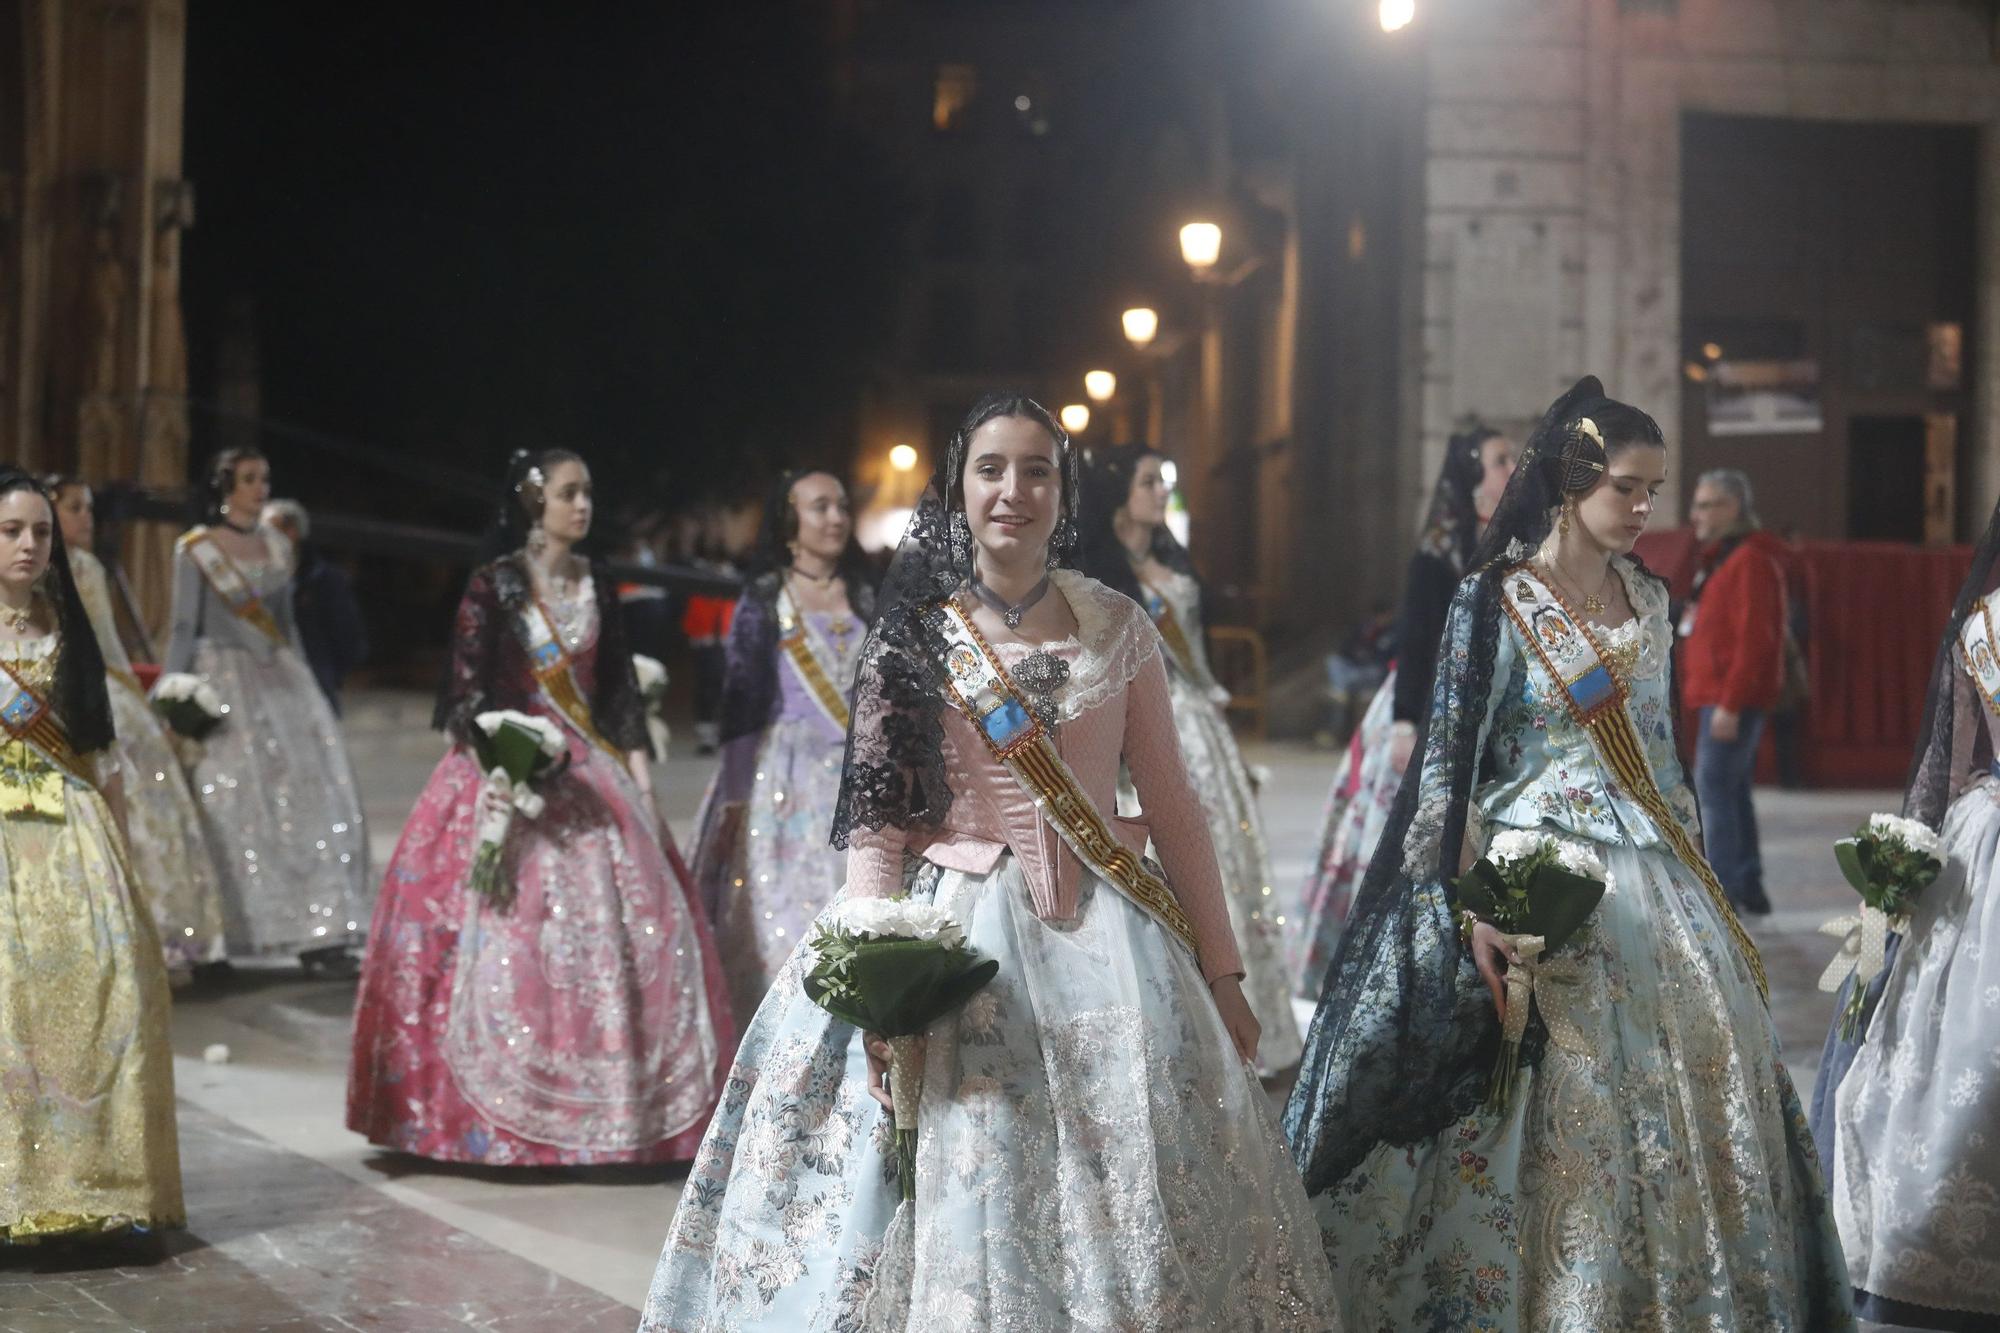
69, 549, 227, 969
0, 633, 183, 1241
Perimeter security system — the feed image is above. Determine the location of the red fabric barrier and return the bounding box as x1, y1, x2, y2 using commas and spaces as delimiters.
1648, 531, 1970, 788
1787, 540, 1973, 787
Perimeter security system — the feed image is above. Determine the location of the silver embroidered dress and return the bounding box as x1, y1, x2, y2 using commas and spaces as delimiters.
1137, 567, 1301, 1071
164, 526, 370, 956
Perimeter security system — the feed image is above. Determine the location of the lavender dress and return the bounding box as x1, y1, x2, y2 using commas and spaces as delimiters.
689, 584, 864, 1026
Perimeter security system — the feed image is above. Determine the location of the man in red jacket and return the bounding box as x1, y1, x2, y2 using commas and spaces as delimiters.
1680, 469, 1788, 916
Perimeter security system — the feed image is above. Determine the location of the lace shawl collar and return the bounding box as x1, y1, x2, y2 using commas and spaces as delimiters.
1043, 568, 1158, 721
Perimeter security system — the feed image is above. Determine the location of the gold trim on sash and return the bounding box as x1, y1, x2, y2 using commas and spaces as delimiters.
1958, 596, 2000, 724
521, 593, 622, 759
0, 657, 98, 795
931, 596, 1201, 958
776, 586, 853, 732
181, 529, 289, 648
1139, 579, 1201, 682
1500, 563, 1768, 999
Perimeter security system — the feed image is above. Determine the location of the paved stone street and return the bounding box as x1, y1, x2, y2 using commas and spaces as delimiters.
0, 690, 1908, 1330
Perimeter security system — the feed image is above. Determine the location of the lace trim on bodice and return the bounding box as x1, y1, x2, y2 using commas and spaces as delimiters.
1039, 569, 1159, 721
1604, 558, 1671, 683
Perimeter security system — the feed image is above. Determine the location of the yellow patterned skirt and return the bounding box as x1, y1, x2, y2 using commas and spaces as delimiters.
0, 775, 184, 1241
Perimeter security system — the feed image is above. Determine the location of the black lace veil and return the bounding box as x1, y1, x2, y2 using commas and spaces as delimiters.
1282, 376, 1666, 1193
0, 468, 114, 754
1903, 490, 2000, 829
829, 392, 1081, 848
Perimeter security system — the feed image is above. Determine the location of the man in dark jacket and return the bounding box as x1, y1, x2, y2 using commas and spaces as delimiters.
266, 499, 369, 716
1679, 469, 1788, 916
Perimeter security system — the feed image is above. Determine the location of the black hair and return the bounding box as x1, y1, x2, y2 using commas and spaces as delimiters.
472, 448, 589, 567
0, 468, 114, 753
203, 447, 269, 525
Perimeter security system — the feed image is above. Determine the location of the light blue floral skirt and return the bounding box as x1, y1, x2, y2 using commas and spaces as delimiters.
1313, 838, 1853, 1332
641, 854, 1338, 1331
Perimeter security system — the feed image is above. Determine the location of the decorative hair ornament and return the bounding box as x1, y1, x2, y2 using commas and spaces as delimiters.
1574, 417, 1604, 448
516, 464, 546, 496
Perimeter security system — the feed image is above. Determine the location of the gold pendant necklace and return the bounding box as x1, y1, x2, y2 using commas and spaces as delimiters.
1542, 559, 1611, 616
0, 597, 32, 633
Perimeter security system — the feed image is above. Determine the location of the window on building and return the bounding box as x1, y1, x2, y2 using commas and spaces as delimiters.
933, 64, 978, 134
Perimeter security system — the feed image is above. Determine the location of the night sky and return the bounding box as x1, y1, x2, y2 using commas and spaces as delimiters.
182, 4, 904, 539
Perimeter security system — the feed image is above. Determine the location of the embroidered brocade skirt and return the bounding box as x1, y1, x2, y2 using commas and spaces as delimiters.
690, 714, 848, 1029
105, 673, 227, 969
0, 788, 183, 1240
1312, 838, 1853, 1332
347, 741, 731, 1165
187, 639, 371, 957
1830, 776, 2000, 1327
1162, 668, 1302, 1073
1292, 674, 1399, 999
641, 854, 1339, 1331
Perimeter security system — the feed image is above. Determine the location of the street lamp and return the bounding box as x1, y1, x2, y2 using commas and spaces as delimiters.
1059, 404, 1091, 435
1084, 370, 1117, 403
1179, 221, 1222, 275
1379, 0, 1415, 33
888, 443, 918, 472
1121, 307, 1159, 350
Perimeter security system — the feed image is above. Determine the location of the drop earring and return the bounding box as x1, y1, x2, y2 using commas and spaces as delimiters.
948, 511, 972, 570
526, 521, 549, 557
1558, 502, 1572, 538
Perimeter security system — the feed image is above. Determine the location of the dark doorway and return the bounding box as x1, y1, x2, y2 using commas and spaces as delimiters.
1680, 114, 1978, 541
1848, 416, 1927, 542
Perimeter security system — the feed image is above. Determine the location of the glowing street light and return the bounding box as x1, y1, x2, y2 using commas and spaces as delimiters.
1059, 404, 1091, 435
1084, 370, 1117, 403
1121, 307, 1159, 350
1379, 0, 1415, 33
1179, 221, 1222, 274
888, 444, 918, 472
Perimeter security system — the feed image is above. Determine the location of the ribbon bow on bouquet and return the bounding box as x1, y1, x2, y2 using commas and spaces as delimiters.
1817, 904, 1907, 1041
1817, 811, 1941, 1042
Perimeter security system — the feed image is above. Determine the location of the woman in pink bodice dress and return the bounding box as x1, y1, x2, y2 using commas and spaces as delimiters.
346, 449, 732, 1165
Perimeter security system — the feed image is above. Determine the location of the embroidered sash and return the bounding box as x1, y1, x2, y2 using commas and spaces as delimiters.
1139, 581, 1202, 683
0, 657, 97, 806
776, 586, 854, 733
928, 596, 1199, 958
1499, 564, 1767, 997
1958, 593, 2000, 723
182, 529, 287, 647
518, 595, 621, 758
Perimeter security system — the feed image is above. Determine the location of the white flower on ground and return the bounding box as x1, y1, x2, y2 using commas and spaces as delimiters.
1867, 812, 1941, 858
828, 896, 968, 948
473, 709, 567, 759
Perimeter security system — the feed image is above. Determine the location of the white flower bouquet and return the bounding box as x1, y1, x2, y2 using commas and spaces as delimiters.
467, 710, 568, 907
803, 896, 996, 1201
633, 653, 670, 757
1820, 811, 1944, 1039
1454, 829, 1609, 1112
150, 672, 225, 741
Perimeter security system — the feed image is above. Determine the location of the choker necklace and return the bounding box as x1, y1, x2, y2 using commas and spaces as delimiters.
220, 518, 258, 536
789, 563, 838, 587
0, 596, 32, 633
970, 571, 1050, 630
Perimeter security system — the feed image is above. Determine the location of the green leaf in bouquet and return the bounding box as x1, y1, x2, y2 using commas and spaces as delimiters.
1832, 838, 1874, 901
491, 719, 552, 781
1452, 859, 1511, 926
803, 937, 998, 1036
1518, 865, 1606, 955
